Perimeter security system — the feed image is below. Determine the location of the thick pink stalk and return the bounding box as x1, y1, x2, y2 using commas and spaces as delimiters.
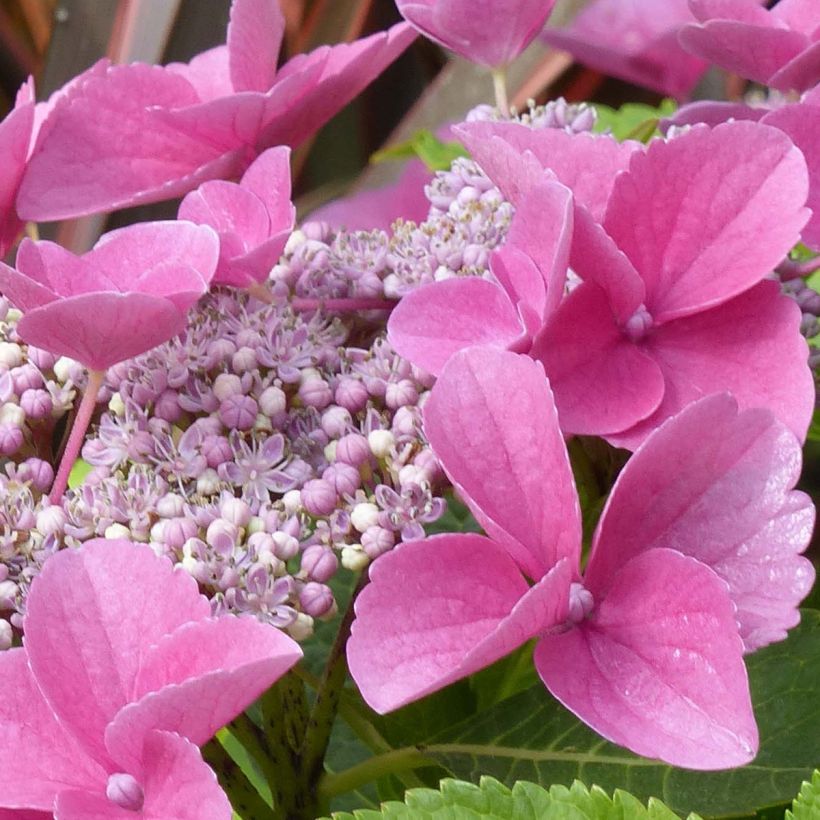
291, 297, 397, 313
49, 369, 105, 504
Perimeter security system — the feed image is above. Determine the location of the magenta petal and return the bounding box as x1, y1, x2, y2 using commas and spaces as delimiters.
24, 540, 210, 766
424, 347, 581, 578
17, 293, 187, 371
0, 79, 34, 256
227, 0, 284, 93
588, 391, 814, 651
0, 261, 57, 313
536, 549, 757, 769
239, 146, 295, 231
0, 649, 106, 811
662, 100, 767, 129
387, 278, 525, 376
104, 616, 301, 772
531, 283, 665, 438
768, 41, 820, 92
221, 232, 292, 287
16, 238, 101, 296
348, 533, 571, 713
609, 280, 814, 448
605, 121, 809, 322
167, 46, 233, 102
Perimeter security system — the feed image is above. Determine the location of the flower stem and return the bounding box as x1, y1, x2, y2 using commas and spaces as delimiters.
291, 296, 397, 313
49, 368, 105, 504
492, 67, 510, 116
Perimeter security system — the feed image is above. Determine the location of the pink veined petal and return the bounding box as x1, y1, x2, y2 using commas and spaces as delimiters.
227, 0, 284, 93
238, 146, 295, 231
768, 41, 820, 92
166, 46, 233, 102
688, 0, 771, 26
387, 277, 526, 376
770, 0, 820, 29
23, 540, 210, 767
104, 616, 302, 773
530, 283, 665, 438
662, 99, 768, 130
423, 347, 581, 578
457, 122, 640, 221
219, 230, 292, 287
490, 248, 546, 338
17, 293, 188, 371
0, 649, 107, 812
0, 261, 58, 313
604, 121, 809, 322
587, 391, 814, 651
16, 238, 110, 296
0, 78, 34, 256
536, 549, 758, 769
348, 533, 572, 713
607, 280, 814, 449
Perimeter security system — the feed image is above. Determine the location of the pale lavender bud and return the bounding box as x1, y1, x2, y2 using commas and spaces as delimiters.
624, 304, 653, 342
219, 395, 258, 430
11, 364, 43, 393
19, 388, 52, 420
36, 505, 67, 537
106, 773, 144, 811
412, 365, 436, 389
361, 526, 395, 559
196, 468, 221, 495
322, 463, 360, 497
213, 373, 244, 402
392, 405, 419, 437
18, 457, 53, 491
220, 497, 252, 527
0, 424, 22, 456
163, 517, 198, 549
281, 515, 302, 538
219, 566, 241, 590
0, 580, 17, 608
206, 519, 238, 554
272, 531, 300, 560
154, 390, 182, 423
207, 338, 237, 363
336, 433, 370, 467
300, 582, 334, 618
248, 531, 276, 558
259, 385, 287, 417
26, 345, 57, 370
301, 479, 338, 516
299, 377, 332, 409
335, 378, 368, 413
301, 545, 338, 582
202, 434, 232, 468
232, 346, 257, 373
321, 405, 352, 438
156, 493, 185, 518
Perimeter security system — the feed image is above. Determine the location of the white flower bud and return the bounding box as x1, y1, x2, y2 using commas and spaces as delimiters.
368, 429, 394, 458
5, 308, 21, 323
351, 502, 380, 533
213, 373, 243, 401
156, 493, 185, 518
108, 392, 126, 416
196, 468, 221, 496
0, 620, 12, 650
253, 413, 273, 433
286, 611, 314, 641
258, 385, 287, 417
36, 506, 67, 537
53, 356, 79, 383
284, 229, 307, 255
0, 342, 22, 368
0, 404, 24, 427
104, 523, 131, 540
247, 516, 265, 535
323, 440, 337, 463
341, 545, 370, 572
282, 489, 302, 515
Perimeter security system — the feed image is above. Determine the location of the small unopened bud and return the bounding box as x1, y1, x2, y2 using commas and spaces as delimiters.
286, 611, 314, 641
220, 497, 252, 528
336, 433, 370, 467
361, 526, 395, 559
335, 377, 368, 413
385, 379, 418, 409
219, 395, 258, 430
0, 424, 22, 456
108, 392, 126, 416
321, 405, 351, 438
258, 385, 287, 417
341, 545, 370, 572
36, 506, 67, 537
299, 377, 332, 409
0, 342, 22, 368
272, 531, 300, 560
106, 773, 144, 811
351, 502, 380, 533
196, 468, 221, 496
213, 373, 243, 401
282, 489, 302, 514
301, 545, 338, 582
301, 479, 338, 517
300, 582, 335, 618
156, 493, 185, 518
0, 620, 12, 651
368, 429, 394, 458
104, 523, 131, 540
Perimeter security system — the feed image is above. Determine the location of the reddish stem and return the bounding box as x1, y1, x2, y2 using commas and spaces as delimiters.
291, 297, 397, 313
49, 369, 105, 504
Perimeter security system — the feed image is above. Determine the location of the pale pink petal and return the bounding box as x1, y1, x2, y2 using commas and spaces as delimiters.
219, 232, 292, 287
0, 649, 106, 811
423, 347, 581, 578
105, 616, 301, 772
239, 146, 295, 231
227, 0, 284, 93
17, 293, 187, 371
490, 248, 545, 338
688, 0, 771, 26
588, 391, 814, 651
536, 549, 757, 769
662, 100, 767, 129
769, 41, 820, 92
15, 238, 104, 296
457, 122, 640, 220
607, 281, 814, 448
0, 260, 57, 313
387, 278, 526, 376
0, 78, 34, 256
24, 540, 210, 766
531, 283, 664, 437
348, 533, 572, 713
604, 121, 809, 322
166, 46, 233, 102
771, 0, 820, 29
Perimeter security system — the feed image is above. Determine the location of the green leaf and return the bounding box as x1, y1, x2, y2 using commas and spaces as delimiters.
67, 457, 92, 489
593, 100, 677, 142
787, 770, 820, 819
322, 776, 695, 819
417, 611, 820, 818
807, 408, 820, 443
424, 492, 482, 536
371, 130, 468, 172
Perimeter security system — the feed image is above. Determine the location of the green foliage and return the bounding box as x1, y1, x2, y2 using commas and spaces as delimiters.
424, 492, 482, 536
323, 776, 696, 819
371, 129, 468, 171
787, 770, 820, 819
67, 457, 92, 489
593, 100, 677, 142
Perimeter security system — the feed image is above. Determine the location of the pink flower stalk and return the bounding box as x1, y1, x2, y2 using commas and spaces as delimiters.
542, 0, 708, 99
395, 0, 557, 69
0, 538, 302, 818
16, 0, 417, 221
679, 0, 820, 93
348, 347, 816, 769
179, 146, 295, 289
387, 176, 573, 374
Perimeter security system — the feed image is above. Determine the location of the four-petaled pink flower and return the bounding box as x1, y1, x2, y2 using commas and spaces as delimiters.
179, 147, 295, 289
679, 0, 820, 93
0, 221, 219, 371
16, 0, 416, 221
395, 0, 557, 68
348, 347, 815, 769
0, 538, 302, 818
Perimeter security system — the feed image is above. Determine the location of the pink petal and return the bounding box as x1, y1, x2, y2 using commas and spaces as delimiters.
536, 549, 758, 769
0, 78, 34, 256
423, 347, 581, 578
587, 391, 814, 651
239, 146, 295, 232
227, 0, 284, 93
662, 100, 768, 129
15, 238, 104, 297
607, 280, 814, 448
0, 649, 106, 811
17, 292, 188, 371
531, 283, 665, 437
457, 122, 640, 221
770, 0, 820, 30
24, 540, 210, 767
105, 616, 301, 772
769, 43, 820, 93
604, 121, 809, 322
348, 533, 572, 713
166, 46, 233, 102
0, 261, 57, 313
387, 277, 526, 376
220, 231, 292, 287
688, 0, 771, 27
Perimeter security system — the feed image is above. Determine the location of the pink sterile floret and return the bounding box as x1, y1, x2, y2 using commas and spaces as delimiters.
0, 539, 302, 819
0, 220, 219, 371
679, 0, 820, 93
396, 0, 557, 68
16, 0, 416, 221
347, 346, 815, 769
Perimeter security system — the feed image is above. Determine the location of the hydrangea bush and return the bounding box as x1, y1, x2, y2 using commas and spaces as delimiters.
0, 0, 819, 818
